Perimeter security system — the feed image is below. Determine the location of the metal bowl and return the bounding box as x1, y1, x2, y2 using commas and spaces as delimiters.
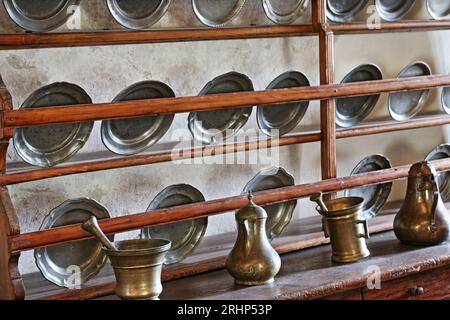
262, 0, 310, 24
376, 0, 415, 21
345, 154, 392, 219
101, 81, 175, 156
34, 198, 113, 288
106, 0, 171, 29
427, 0, 450, 20
243, 167, 297, 240
441, 86, 450, 114
3, 0, 80, 32
141, 184, 207, 265
425, 144, 450, 202
13, 82, 94, 168
188, 72, 254, 145
336, 64, 383, 128
327, 0, 368, 23
388, 61, 432, 121
257, 71, 310, 137
192, 0, 246, 27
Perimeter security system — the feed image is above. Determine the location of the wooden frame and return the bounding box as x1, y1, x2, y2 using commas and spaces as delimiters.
1, 0, 450, 300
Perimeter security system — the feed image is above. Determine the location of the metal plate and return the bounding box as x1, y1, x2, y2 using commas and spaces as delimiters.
336, 64, 382, 128
243, 167, 297, 240
427, 0, 450, 20
192, 0, 246, 27
327, 0, 368, 23
425, 144, 450, 202
3, 0, 80, 32
34, 198, 113, 288
442, 86, 450, 114
141, 184, 207, 265
345, 154, 392, 219
107, 0, 171, 29
388, 61, 431, 121
13, 82, 94, 168
376, 0, 415, 21
262, 0, 310, 24
257, 71, 310, 137
101, 81, 175, 156
188, 72, 253, 144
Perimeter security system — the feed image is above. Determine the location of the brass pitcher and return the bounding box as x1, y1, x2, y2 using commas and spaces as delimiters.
226, 192, 281, 286
394, 161, 450, 245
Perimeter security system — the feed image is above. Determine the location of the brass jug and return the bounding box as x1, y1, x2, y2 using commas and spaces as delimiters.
226, 192, 281, 286
394, 161, 450, 245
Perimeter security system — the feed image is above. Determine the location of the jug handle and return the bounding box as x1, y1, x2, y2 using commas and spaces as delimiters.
357, 220, 370, 239
321, 218, 330, 238
429, 175, 440, 232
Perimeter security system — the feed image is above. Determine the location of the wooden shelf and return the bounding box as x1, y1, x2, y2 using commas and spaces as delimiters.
23, 212, 395, 300
330, 20, 450, 35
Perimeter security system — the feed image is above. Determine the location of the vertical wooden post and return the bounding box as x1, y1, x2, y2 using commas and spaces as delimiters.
0, 76, 24, 300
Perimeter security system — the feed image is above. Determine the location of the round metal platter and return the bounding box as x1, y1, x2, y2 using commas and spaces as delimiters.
425, 144, 450, 202
34, 198, 113, 288
13, 82, 94, 168
262, 0, 310, 24
345, 154, 393, 219
188, 72, 254, 145
192, 0, 246, 27
107, 0, 171, 29
441, 86, 450, 114
141, 184, 207, 265
427, 0, 450, 20
257, 71, 310, 137
101, 81, 175, 156
376, 0, 415, 21
336, 64, 383, 128
327, 0, 368, 23
242, 167, 297, 240
388, 61, 431, 121
3, 0, 80, 32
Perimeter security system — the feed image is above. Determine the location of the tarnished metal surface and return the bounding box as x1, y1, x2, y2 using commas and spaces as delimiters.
376, 0, 415, 21
262, 0, 309, 24
13, 82, 94, 168
427, 0, 450, 20
441, 86, 450, 114
107, 0, 171, 29
192, 0, 246, 27
345, 154, 393, 219
425, 144, 450, 202
327, 0, 368, 23
257, 71, 310, 137
34, 198, 113, 288
141, 184, 207, 265
101, 81, 175, 156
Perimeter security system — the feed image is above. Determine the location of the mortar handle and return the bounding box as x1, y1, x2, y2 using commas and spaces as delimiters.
82, 216, 117, 251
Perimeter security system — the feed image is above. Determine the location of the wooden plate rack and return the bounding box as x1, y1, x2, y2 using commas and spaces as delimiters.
1, 0, 450, 300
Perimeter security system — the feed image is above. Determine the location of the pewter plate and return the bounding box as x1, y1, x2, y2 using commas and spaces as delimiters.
376, 0, 415, 21
3, 0, 80, 32
193, 0, 246, 27
243, 167, 297, 240
107, 0, 171, 29
141, 184, 207, 265
101, 81, 175, 156
388, 61, 431, 121
345, 154, 392, 219
188, 72, 254, 145
427, 0, 450, 20
34, 198, 113, 288
441, 86, 450, 114
425, 144, 450, 202
257, 71, 310, 137
336, 64, 382, 128
327, 0, 368, 23
262, 0, 310, 24
13, 82, 93, 168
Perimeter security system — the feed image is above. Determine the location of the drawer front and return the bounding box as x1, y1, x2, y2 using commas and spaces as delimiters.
322, 289, 363, 300
363, 266, 450, 300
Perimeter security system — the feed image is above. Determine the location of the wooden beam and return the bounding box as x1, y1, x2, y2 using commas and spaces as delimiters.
330, 20, 450, 35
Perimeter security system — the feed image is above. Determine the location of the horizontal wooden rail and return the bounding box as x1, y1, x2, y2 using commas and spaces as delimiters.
4, 75, 450, 129
0, 25, 315, 50
9, 158, 450, 253
2, 114, 449, 186
330, 20, 450, 35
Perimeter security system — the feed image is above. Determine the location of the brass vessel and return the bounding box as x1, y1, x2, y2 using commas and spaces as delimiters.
226, 192, 281, 286
82, 217, 171, 300
311, 193, 370, 263
394, 161, 450, 245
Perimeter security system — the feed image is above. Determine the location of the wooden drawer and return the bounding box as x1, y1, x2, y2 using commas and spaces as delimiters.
363, 266, 450, 300
322, 289, 363, 300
